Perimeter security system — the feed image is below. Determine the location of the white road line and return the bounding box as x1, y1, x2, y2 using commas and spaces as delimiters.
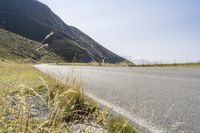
34, 64, 166, 133
85, 91, 166, 133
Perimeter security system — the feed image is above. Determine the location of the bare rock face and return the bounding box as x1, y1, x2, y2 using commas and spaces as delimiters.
0, 0, 126, 63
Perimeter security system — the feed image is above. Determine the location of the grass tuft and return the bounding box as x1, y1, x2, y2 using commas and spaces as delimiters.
106, 117, 136, 133
0, 61, 136, 132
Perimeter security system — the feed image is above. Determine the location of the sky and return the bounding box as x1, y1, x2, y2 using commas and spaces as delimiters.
38, 0, 200, 63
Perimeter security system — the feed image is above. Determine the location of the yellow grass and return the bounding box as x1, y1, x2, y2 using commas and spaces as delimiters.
49, 61, 135, 67
0, 60, 136, 133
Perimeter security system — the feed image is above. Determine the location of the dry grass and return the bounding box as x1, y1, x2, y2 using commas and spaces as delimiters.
0, 61, 98, 132
50, 61, 135, 67
0, 60, 136, 133
135, 62, 200, 68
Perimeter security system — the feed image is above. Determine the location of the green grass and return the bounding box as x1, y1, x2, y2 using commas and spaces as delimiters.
51, 61, 135, 67
0, 29, 62, 63
135, 62, 200, 68
0, 61, 136, 133
53, 62, 200, 68
0, 61, 98, 132
106, 117, 136, 133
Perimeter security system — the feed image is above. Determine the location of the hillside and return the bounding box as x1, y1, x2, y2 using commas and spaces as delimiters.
0, 28, 61, 62
0, 0, 126, 63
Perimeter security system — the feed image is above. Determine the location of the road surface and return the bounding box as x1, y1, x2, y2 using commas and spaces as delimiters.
35, 64, 200, 133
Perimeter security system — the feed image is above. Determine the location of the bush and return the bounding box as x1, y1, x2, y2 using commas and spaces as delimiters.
107, 117, 136, 133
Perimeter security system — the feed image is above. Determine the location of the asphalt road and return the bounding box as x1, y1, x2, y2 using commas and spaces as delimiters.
35, 64, 200, 133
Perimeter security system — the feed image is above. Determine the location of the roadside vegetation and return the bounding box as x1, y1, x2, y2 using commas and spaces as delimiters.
53, 61, 135, 67
0, 60, 136, 133
134, 62, 200, 67
51, 61, 200, 68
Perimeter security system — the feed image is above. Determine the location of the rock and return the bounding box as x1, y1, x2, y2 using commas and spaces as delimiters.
72, 124, 107, 133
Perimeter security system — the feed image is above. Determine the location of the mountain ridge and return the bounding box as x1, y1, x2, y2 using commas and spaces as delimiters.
0, 0, 126, 63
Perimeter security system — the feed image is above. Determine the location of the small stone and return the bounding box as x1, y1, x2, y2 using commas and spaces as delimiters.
72, 124, 107, 133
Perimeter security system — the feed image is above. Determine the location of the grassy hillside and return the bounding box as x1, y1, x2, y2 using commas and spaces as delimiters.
0, 29, 61, 63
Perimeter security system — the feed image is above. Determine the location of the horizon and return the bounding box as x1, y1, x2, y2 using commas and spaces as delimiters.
38, 0, 200, 63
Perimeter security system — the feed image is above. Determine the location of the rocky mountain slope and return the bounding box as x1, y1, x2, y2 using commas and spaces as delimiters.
0, 0, 126, 63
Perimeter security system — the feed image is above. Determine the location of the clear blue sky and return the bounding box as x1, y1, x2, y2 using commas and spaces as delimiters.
39, 0, 200, 63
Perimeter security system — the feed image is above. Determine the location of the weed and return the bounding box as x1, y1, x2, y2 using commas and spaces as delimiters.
0, 61, 137, 132
106, 117, 136, 133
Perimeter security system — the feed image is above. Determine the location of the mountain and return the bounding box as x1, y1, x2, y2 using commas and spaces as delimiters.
0, 28, 61, 63
0, 0, 125, 63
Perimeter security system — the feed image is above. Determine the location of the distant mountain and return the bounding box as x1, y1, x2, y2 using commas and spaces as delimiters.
0, 0, 125, 63
0, 28, 61, 62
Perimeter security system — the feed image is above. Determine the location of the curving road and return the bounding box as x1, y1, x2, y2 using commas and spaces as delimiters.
35, 64, 200, 133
